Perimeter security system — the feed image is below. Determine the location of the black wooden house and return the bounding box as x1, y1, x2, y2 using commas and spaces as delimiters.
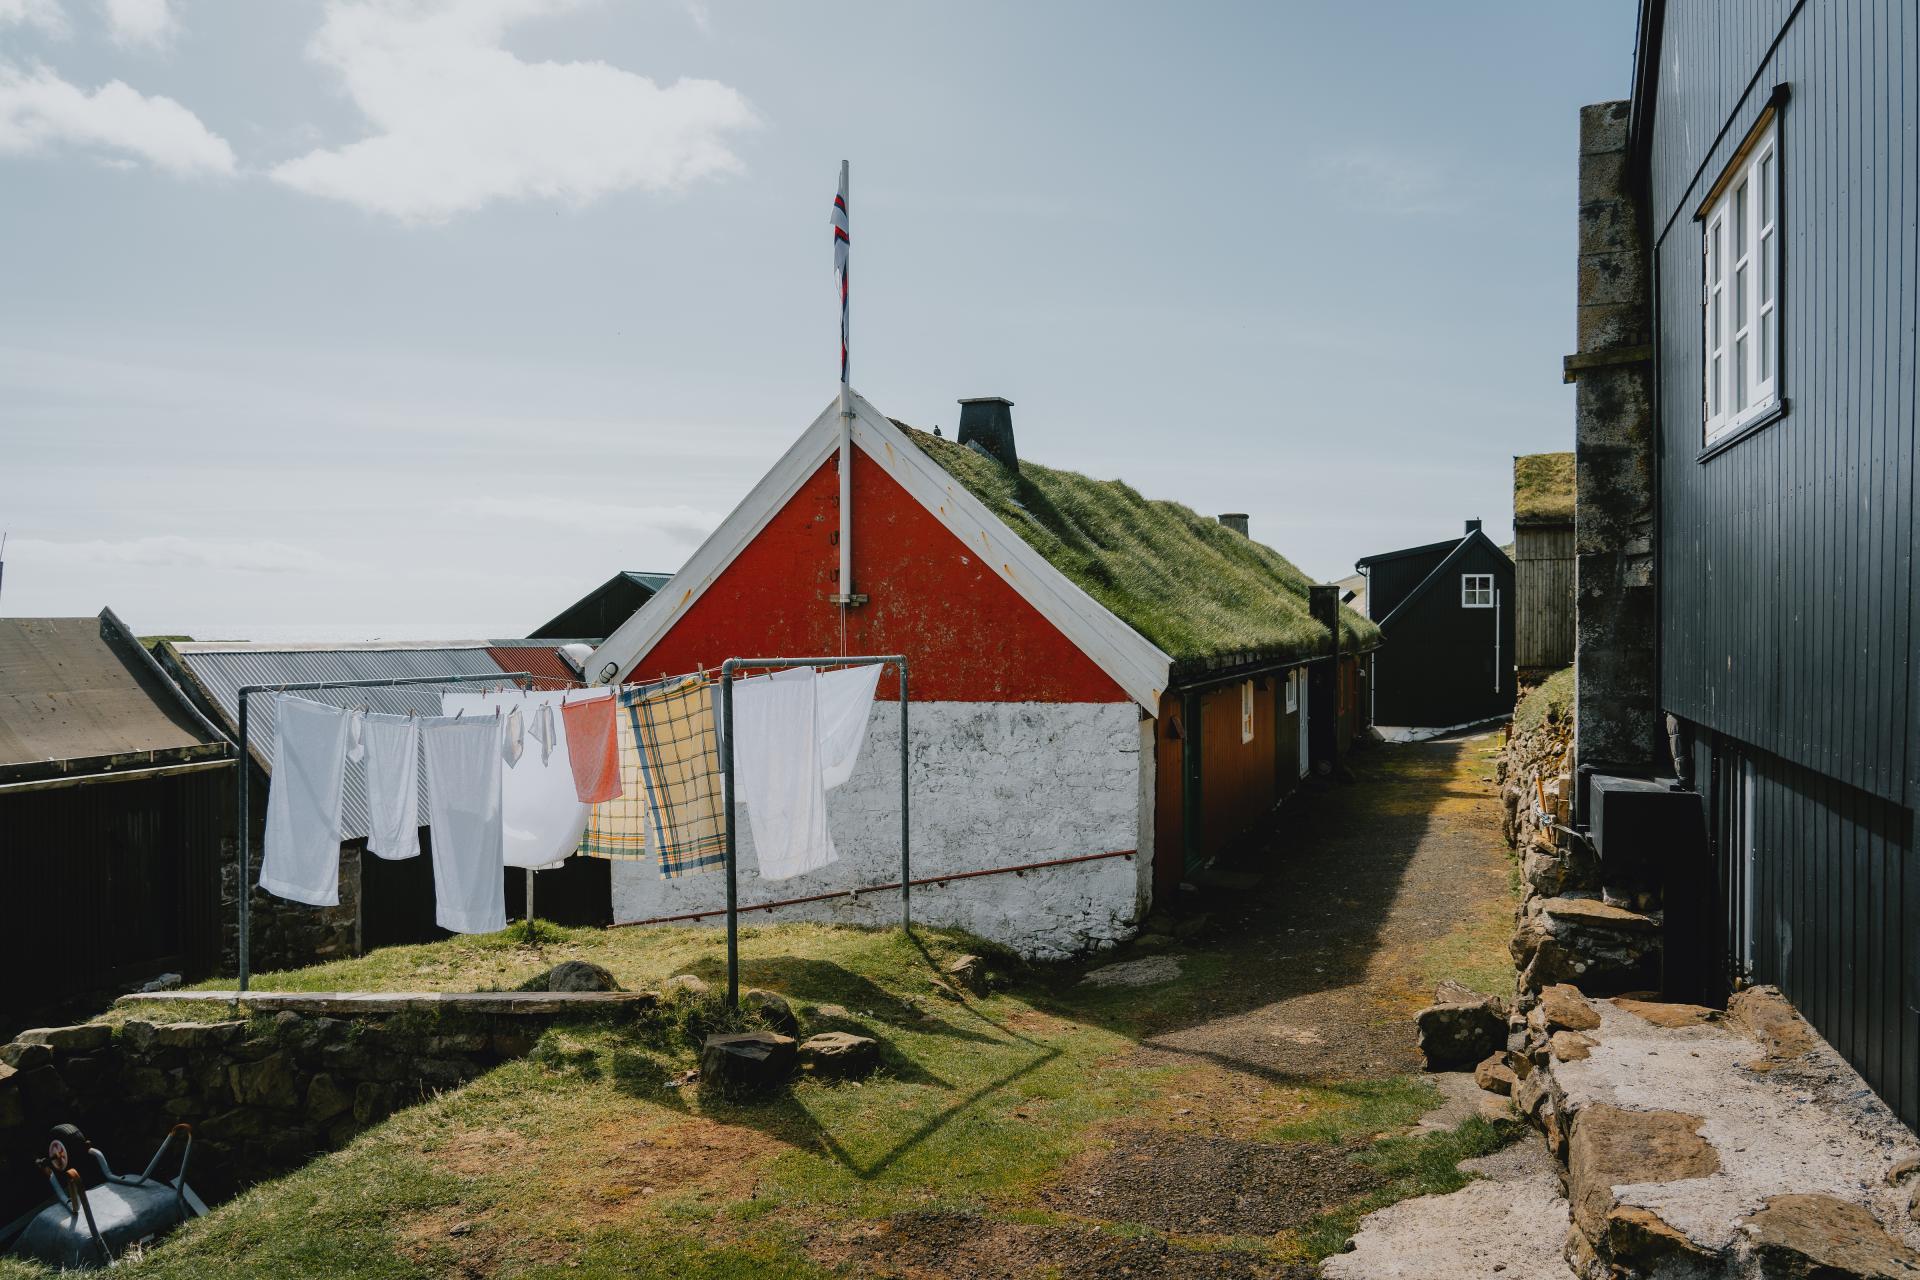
1568, 0, 1920, 1125
1355, 521, 1516, 729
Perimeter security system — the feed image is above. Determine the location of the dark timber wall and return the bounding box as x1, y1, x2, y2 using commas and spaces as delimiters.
1640, 0, 1920, 1125
1515, 523, 1575, 669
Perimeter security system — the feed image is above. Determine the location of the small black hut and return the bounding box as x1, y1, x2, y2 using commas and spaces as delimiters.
1356, 521, 1516, 729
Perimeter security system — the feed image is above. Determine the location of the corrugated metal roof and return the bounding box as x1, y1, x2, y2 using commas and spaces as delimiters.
484, 641, 581, 687
167, 643, 512, 840
0, 611, 227, 782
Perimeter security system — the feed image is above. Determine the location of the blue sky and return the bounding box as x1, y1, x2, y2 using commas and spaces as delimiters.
0, 0, 1637, 638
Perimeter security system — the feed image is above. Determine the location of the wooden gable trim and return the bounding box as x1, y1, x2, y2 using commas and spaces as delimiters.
584, 391, 1172, 711
1693, 83, 1790, 221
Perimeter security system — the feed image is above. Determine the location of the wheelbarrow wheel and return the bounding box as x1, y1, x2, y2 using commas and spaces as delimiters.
47, 1125, 96, 1187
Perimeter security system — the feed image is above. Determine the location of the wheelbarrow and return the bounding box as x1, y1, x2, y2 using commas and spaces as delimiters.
5, 1123, 208, 1269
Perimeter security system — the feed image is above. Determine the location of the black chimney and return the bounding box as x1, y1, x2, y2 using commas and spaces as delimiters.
1465, 518, 1483, 535
957, 397, 1018, 473
1218, 513, 1249, 537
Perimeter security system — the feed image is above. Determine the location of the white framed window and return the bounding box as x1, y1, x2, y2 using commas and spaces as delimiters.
1461, 574, 1494, 608
1702, 112, 1780, 445
1284, 670, 1299, 714
1240, 680, 1256, 744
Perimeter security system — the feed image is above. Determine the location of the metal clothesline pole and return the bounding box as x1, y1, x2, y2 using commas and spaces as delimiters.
234, 670, 535, 992
718, 654, 908, 1009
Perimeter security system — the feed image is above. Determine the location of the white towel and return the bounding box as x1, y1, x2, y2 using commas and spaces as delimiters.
422, 714, 507, 934
734, 670, 836, 881
815, 663, 884, 789
362, 713, 421, 860
259, 697, 358, 906
441, 691, 590, 870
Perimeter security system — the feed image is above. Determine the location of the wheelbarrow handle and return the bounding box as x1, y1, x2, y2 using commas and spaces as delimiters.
66, 1169, 113, 1267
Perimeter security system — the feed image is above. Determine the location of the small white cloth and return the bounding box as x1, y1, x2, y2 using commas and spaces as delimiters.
259, 697, 361, 906
441, 691, 590, 871
422, 714, 507, 934
361, 713, 421, 860
735, 670, 836, 881
813, 663, 884, 789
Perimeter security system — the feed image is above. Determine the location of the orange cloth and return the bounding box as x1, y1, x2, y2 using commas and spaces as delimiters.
561, 693, 622, 805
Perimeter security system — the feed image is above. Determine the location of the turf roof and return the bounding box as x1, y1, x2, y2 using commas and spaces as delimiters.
1514, 452, 1575, 523
901, 425, 1380, 676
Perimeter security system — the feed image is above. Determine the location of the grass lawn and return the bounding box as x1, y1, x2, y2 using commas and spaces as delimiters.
9, 745, 1522, 1279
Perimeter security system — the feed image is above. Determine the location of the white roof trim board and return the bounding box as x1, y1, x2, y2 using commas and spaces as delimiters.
585, 390, 1173, 711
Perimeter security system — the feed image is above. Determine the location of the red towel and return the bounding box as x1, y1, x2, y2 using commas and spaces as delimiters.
561, 694, 622, 804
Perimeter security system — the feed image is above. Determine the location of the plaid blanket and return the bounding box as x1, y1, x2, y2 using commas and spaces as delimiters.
579, 686, 652, 860
631, 675, 729, 877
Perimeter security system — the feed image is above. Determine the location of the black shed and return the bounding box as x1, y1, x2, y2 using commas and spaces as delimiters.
0, 610, 233, 1032
1356, 521, 1516, 729
529, 571, 673, 642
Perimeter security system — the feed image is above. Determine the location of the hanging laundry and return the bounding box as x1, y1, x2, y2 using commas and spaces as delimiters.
502, 703, 525, 768
627, 675, 728, 878
259, 697, 361, 906
734, 671, 835, 881
361, 712, 421, 861
814, 663, 885, 789
561, 692, 622, 805
528, 702, 559, 766
441, 691, 589, 870
421, 714, 507, 934
580, 685, 649, 859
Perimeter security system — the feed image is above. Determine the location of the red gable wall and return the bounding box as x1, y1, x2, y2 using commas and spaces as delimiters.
626, 449, 1127, 704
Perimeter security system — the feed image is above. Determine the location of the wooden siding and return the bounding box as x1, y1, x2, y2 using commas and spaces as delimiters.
1515, 524, 1575, 668
1197, 678, 1279, 856
1372, 543, 1517, 728
1650, 0, 1919, 807
0, 771, 223, 1031
1689, 725, 1918, 1128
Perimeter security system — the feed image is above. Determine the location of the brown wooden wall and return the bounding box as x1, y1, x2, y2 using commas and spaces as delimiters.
1516, 523, 1575, 669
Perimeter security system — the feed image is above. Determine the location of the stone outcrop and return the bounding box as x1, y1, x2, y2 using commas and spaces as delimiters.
700, 1032, 796, 1096
1746, 1194, 1920, 1279
1511, 895, 1661, 997
1416, 984, 1509, 1071
798, 1032, 879, 1079
531, 960, 622, 992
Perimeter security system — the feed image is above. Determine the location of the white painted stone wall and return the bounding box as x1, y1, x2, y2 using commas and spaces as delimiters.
610, 700, 1149, 959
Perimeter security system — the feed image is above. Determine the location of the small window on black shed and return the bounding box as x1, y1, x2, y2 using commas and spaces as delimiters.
1462, 574, 1494, 607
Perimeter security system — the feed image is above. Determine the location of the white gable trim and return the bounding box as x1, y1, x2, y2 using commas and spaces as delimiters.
584, 391, 1172, 711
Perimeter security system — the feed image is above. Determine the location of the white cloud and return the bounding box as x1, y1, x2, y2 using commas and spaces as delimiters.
1319, 146, 1465, 216
102, 0, 179, 50
0, 61, 235, 174
270, 0, 757, 223
0, 0, 68, 37
10, 535, 344, 576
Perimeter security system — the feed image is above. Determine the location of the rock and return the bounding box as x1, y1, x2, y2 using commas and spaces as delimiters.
1079, 956, 1182, 988
1612, 997, 1719, 1028
14, 1024, 112, 1053
1540, 897, 1660, 934
699, 1032, 796, 1095
0, 1064, 20, 1128
537, 960, 622, 992
1475, 1052, 1519, 1096
353, 1081, 393, 1126
1890, 1155, 1920, 1186
0, 1043, 52, 1072
928, 978, 965, 1002
1604, 1204, 1715, 1272
60, 1053, 111, 1094
1746, 1193, 1920, 1279
137, 972, 183, 993
150, 1020, 246, 1050
1514, 899, 1663, 996
798, 1032, 879, 1079
943, 955, 989, 995
16, 1065, 70, 1115
305, 1073, 353, 1122
742, 989, 800, 1036
1550, 1031, 1598, 1062
664, 974, 710, 998
1539, 984, 1602, 1032
1416, 1001, 1508, 1071
1567, 1105, 1719, 1243
1523, 848, 1571, 898
1730, 986, 1818, 1060
229, 1053, 300, 1109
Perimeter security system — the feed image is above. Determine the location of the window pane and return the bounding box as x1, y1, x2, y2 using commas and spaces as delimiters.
1760, 152, 1772, 224
1735, 262, 1748, 326
1733, 181, 1747, 256
1711, 354, 1722, 416
1760, 312, 1772, 382
1734, 336, 1748, 410
1760, 230, 1773, 304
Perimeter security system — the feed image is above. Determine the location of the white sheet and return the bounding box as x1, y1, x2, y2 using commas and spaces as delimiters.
734, 670, 835, 881
361, 713, 421, 860
421, 714, 507, 933
440, 690, 590, 870
259, 697, 359, 906
814, 663, 884, 789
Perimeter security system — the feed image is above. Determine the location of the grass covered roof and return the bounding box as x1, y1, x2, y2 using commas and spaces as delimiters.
1514, 452, 1575, 523
901, 425, 1380, 676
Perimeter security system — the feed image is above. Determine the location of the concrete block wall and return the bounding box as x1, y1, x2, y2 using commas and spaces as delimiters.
1571, 100, 1662, 776
613, 701, 1150, 960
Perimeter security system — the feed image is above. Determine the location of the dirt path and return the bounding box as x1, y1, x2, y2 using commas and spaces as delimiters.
849, 733, 1520, 1279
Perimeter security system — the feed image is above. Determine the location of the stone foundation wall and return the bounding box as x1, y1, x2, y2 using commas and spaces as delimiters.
218, 829, 361, 977
0, 1009, 543, 1220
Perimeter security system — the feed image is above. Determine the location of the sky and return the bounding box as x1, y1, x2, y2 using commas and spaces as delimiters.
0, 0, 1638, 640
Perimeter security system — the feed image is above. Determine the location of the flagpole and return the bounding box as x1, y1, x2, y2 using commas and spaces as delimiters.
833, 159, 858, 611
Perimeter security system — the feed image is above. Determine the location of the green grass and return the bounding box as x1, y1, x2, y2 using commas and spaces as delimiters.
1513, 666, 1575, 735
1513, 452, 1574, 523
902, 425, 1379, 672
